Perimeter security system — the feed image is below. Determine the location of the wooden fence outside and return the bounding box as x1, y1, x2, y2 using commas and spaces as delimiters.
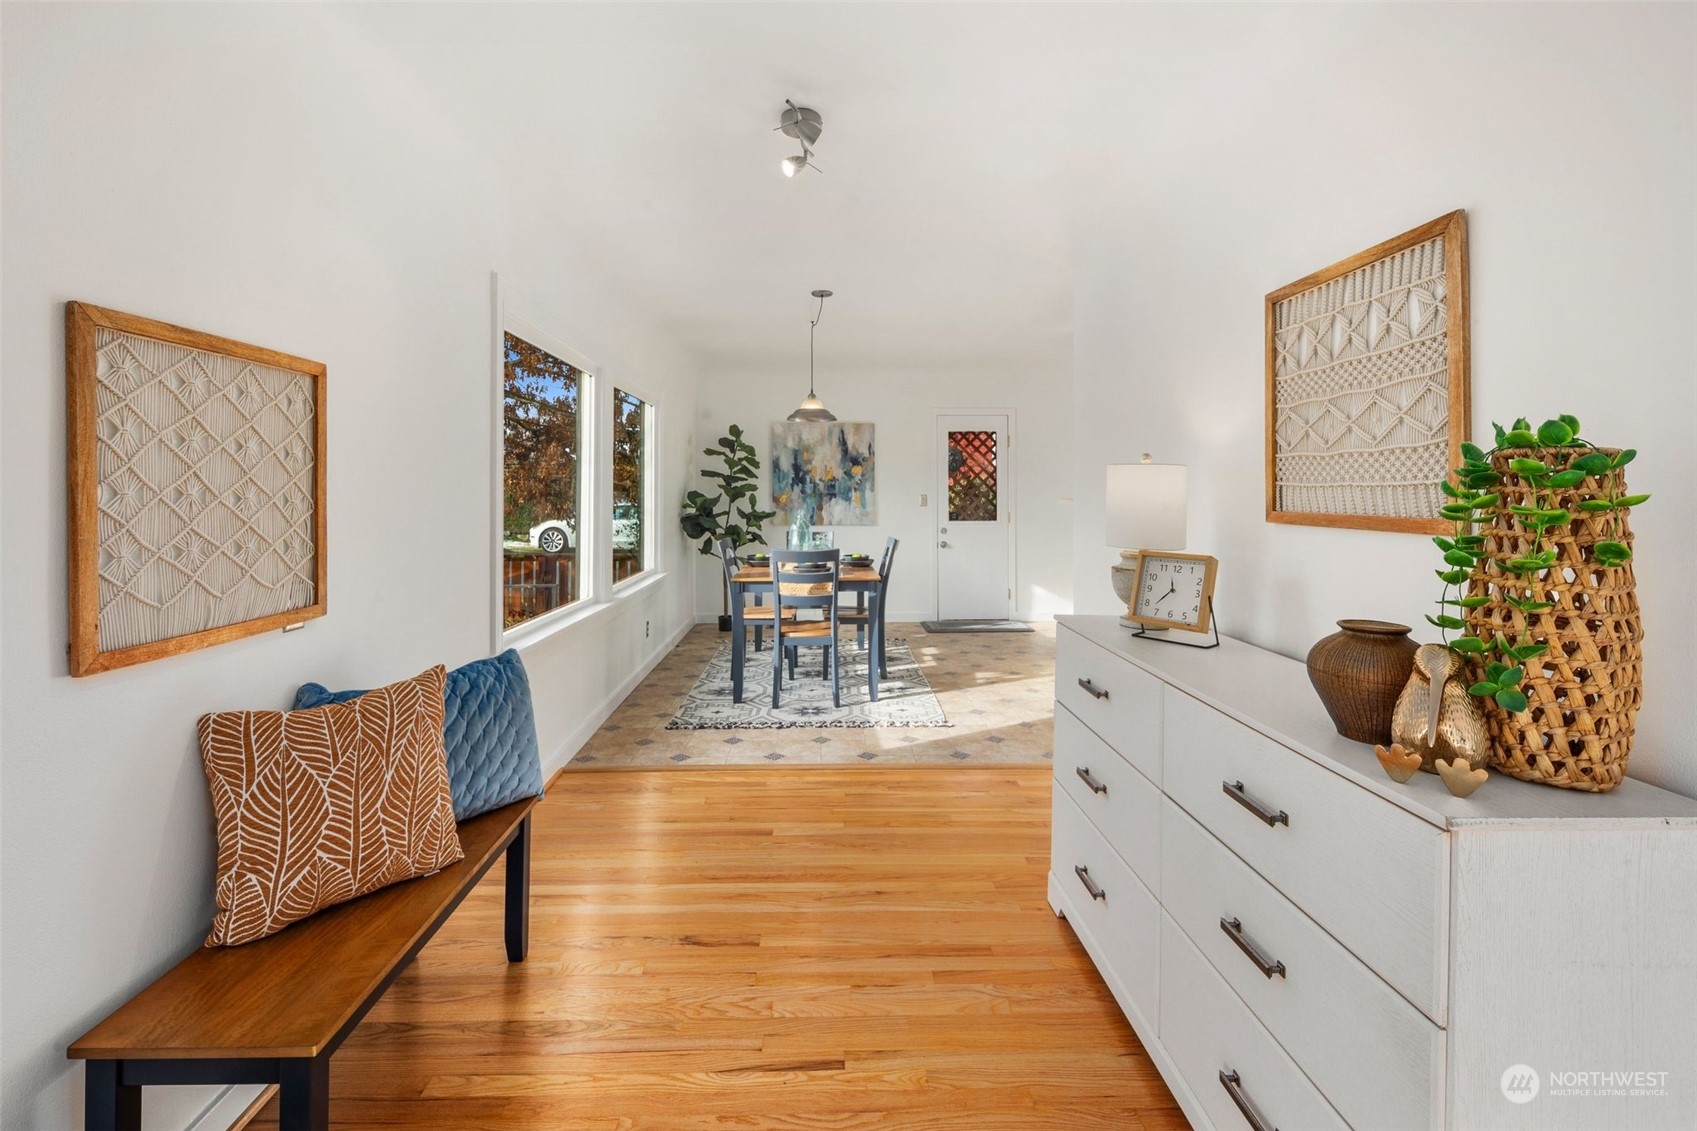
504, 551, 647, 628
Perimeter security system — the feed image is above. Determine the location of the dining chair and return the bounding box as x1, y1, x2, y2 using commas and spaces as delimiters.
717, 539, 789, 652
769, 548, 842, 709
841, 536, 898, 650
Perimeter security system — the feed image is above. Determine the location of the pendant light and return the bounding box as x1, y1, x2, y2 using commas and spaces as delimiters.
787, 289, 837, 423
778, 99, 823, 178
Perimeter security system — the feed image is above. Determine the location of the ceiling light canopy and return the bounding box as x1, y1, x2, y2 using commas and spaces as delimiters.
787, 289, 837, 423
777, 99, 822, 178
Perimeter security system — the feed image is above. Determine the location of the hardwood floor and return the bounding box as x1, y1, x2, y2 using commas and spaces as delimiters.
249, 767, 1185, 1129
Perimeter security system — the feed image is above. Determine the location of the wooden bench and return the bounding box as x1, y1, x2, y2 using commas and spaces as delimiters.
68, 796, 537, 1130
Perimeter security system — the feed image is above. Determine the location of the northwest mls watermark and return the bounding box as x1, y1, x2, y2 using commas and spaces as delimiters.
1502, 1063, 1671, 1103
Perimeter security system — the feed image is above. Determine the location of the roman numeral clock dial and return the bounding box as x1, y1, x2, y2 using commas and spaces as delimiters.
1127, 551, 1219, 638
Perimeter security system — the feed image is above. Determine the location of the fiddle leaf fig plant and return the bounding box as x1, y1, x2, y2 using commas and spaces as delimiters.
680, 424, 776, 614
1429, 415, 1649, 715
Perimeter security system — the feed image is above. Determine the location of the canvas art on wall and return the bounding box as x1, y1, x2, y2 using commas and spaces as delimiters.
1265, 210, 1470, 534
66, 302, 327, 675
770, 421, 876, 526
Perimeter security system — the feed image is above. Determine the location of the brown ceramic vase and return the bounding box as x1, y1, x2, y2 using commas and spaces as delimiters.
1306, 620, 1420, 745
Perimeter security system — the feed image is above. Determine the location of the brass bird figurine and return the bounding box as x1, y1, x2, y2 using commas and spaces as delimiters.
1392, 644, 1490, 781
1374, 743, 1423, 783
1434, 757, 1490, 798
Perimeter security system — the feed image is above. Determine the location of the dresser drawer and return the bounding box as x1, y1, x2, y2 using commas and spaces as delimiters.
1161, 914, 1349, 1131
1162, 800, 1444, 1130
1162, 686, 1448, 1022
1056, 627, 1162, 783
1050, 787, 1159, 1028
1054, 703, 1161, 894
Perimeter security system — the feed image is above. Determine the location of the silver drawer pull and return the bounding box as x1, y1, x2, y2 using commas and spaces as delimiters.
1077, 677, 1109, 700
1073, 864, 1106, 901
1223, 780, 1289, 827
1221, 916, 1287, 979
1219, 1069, 1279, 1131
1075, 766, 1108, 795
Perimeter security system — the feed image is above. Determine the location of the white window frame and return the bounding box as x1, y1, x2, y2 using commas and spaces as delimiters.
490, 275, 666, 652
609, 385, 658, 593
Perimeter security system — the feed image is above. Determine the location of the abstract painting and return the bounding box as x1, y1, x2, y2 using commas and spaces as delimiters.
770, 421, 876, 526
66, 302, 327, 675
1265, 210, 1470, 534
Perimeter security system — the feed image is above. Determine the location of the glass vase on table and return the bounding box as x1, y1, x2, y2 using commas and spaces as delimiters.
787, 506, 813, 550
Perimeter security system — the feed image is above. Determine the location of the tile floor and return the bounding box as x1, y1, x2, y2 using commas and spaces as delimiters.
566, 621, 1056, 769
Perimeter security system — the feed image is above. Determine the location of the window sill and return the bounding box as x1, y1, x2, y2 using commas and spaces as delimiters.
502, 570, 669, 653
610, 568, 661, 599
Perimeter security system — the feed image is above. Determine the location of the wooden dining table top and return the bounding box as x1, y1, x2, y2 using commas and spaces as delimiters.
731, 563, 882, 584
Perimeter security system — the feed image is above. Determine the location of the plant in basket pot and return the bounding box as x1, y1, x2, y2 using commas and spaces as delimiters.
1426, 415, 1649, 792
680, 424, 777, 630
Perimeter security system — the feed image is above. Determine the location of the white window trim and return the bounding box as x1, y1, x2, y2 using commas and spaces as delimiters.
490, 274, 665, 653
609, 390, 659, 592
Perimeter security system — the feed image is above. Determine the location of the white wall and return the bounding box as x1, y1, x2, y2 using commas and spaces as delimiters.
692, 357, 1074, 623
0, 5, 698, 1129
1069, 4, 1697, 797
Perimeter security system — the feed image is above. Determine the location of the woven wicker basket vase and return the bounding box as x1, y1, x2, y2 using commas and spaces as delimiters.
1463, 448, 1642, 791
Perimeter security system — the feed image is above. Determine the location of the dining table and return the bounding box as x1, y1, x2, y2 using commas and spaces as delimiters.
727, 561, 888, 704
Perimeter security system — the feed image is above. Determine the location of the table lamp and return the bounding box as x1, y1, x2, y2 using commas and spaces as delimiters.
1106, 455, 1188, 629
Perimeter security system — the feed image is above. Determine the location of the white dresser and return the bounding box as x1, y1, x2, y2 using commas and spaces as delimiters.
1048, 615, 1697, 1131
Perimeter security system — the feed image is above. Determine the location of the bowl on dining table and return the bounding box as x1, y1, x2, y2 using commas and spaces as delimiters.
742, 552, 770, 565
843, 553, 873, 566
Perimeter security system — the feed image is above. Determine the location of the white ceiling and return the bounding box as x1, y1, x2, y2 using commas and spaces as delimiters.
334, 3, 1358, 368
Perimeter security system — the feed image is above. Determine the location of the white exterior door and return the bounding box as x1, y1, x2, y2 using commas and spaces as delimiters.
935, 413, 1013, 620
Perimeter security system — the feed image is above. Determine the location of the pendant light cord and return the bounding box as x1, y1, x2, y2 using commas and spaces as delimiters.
809, 292, 827, 395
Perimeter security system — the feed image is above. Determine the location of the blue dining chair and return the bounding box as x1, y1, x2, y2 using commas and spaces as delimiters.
718, 538, 789, 652
841, 536, 898, 651
769, 548, 842, 709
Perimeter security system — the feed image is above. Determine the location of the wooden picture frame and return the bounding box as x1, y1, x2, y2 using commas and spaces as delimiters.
1126, 550, 1218, 635
1265, 210, 1470, 534
66, 302, 327, 676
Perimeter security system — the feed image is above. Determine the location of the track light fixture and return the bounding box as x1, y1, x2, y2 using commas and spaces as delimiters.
777, 99, 822, 178
786, 290, 837, 423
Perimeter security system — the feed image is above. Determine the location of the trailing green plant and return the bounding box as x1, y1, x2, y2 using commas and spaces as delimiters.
681, 424, 776, 612
1429, 415, 1649, 715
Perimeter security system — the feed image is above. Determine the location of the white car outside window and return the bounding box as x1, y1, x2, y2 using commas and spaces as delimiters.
529, 507, 640, 553
527, 520, 575, 553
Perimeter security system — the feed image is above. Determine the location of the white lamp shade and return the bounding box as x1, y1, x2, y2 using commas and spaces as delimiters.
1105, 463, 1188, 550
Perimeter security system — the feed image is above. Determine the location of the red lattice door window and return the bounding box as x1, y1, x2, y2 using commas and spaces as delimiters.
947, 430, 999, 522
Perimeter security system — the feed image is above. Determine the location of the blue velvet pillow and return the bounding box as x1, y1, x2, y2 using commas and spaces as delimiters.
294, 649, 544, 821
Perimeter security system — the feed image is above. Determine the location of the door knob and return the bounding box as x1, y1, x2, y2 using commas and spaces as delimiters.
939, 540, 949, 549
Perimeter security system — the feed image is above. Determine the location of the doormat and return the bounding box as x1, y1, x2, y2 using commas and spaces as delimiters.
920, 619, 1034, 634
663, 639, 950, 729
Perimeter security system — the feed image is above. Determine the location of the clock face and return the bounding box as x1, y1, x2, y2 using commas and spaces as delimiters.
1134, 555, 1210, 627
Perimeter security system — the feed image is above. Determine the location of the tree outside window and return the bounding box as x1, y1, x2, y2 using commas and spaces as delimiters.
503, 332, 580, 627
612, 389, 649, 583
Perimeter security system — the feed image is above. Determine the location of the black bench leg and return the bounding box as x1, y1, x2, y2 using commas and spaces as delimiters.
278, 1055, 330, 1131
505, 812, 531, 962
84, 1060, 140, 1131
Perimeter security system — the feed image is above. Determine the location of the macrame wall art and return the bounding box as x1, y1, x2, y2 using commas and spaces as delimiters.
1265, 211, 1470, 534
66, 303, 326, 675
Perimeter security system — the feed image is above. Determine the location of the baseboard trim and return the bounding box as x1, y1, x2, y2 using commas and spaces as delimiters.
183, 1082, 271, 1131
540, 617, 693, 778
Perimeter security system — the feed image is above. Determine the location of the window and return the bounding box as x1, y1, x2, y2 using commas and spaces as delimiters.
611, 388, 652, 584
947, 429, 999, 521
502, 331, 582, 628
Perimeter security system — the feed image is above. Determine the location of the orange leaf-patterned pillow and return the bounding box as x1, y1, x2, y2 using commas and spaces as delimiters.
198, 665, 464, 946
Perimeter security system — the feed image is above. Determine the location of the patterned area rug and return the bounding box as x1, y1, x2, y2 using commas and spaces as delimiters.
665, 639, 949, 729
